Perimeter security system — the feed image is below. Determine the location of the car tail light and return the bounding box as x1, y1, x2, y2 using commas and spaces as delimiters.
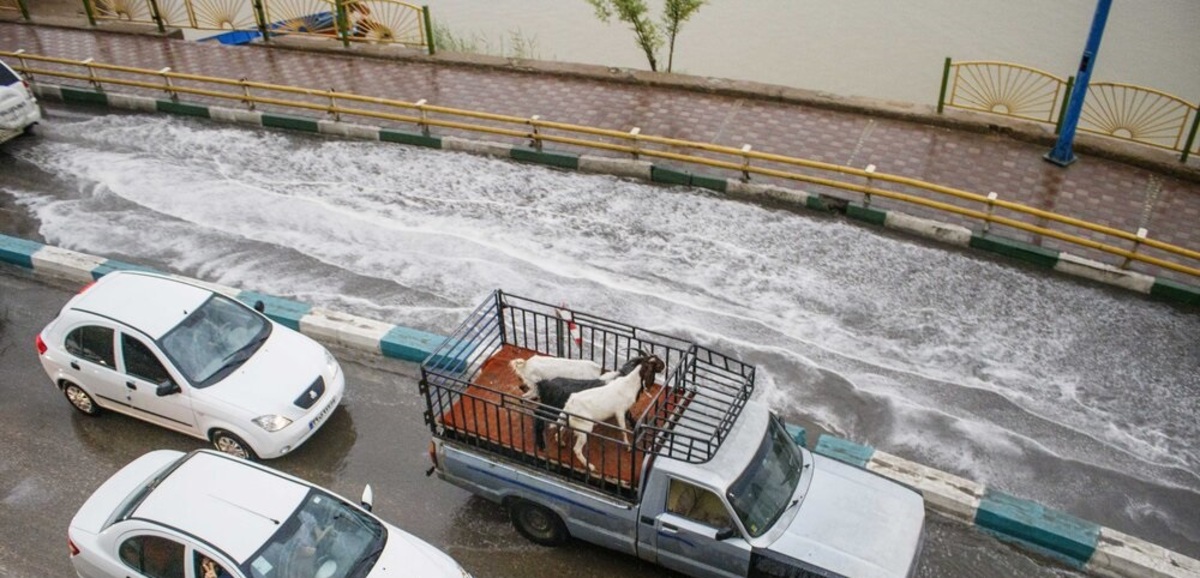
78, 281, 97, 294
67, 538, 79, 557
36, 334, 47, 355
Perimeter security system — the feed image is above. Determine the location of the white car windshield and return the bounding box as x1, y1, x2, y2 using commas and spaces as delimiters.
159, 294, 270, 387
244, 490, 386, 578
727, 415, 804, 537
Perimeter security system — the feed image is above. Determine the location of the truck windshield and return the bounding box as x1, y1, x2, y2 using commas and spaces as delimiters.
726, 415, 803, 537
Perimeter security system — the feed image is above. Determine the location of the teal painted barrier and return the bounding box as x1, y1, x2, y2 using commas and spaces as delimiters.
814, 434, 875, 468
975, 488, 1100, 568
237, 291, 312, 331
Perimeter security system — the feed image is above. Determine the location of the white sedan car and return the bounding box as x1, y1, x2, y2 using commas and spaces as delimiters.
36, 271, 344, 459
69, 449, 472, 578
0, 59, 41, 144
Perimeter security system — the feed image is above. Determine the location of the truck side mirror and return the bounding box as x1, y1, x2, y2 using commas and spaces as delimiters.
715, 526, 736, 541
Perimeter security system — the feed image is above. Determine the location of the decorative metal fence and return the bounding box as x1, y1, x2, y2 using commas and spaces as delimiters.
81, 0, 433, 52
0, 0, 24, 14
5, 51, 1199, 285
938, 58, 1199, 163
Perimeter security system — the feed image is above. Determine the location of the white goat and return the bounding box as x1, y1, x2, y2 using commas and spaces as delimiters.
561, 355, 665, 472
510, 355, 620, 400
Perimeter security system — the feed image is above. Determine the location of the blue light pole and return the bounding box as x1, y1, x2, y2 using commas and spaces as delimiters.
1045, 0, 1112, 167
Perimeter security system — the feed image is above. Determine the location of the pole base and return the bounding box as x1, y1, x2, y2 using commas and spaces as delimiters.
1043, 151, 1077, 167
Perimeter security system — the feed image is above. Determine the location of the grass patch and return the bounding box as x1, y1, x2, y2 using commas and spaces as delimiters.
433, 23, 542, 59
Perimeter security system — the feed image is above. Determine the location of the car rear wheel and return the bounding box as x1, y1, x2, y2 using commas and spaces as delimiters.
509, 499, 569, 546
211, 430, 258, 460
62, 382, 101, 416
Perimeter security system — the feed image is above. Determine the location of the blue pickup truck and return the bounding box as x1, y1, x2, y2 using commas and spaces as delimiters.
420, 291, 925, 578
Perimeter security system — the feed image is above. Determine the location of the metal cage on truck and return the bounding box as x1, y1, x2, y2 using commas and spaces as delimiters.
419, 290, 756, 500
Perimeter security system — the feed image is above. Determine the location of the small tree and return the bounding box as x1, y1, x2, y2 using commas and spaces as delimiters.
586, 0, 708, 73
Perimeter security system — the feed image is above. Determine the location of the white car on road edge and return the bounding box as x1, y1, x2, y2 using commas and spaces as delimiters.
68, 449, 473, 578
0, 59, 41, 144
36, 270, 344, 459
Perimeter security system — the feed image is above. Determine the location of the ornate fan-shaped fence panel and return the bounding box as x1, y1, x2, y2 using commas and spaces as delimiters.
264, 0, 339, 38
154, 0, 258, 30
1079, 82, 1195, 151
94, 0, 157, 24
345, 0, 426, 46
946, 61, 1067, 123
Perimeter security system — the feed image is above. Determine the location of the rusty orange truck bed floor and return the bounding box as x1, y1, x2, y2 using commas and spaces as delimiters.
439, 345, 675, 487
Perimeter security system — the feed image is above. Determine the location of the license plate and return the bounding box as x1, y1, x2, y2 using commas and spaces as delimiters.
308, 396, 337, 430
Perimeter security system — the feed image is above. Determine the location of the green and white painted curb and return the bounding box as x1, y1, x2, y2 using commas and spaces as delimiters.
31, 83, 1200, 306
2, 233, 1196, 577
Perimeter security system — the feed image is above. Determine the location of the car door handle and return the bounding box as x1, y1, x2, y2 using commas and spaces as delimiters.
70, 361, 80, 370
126, 382, 137, 390
661, 523, 679, 533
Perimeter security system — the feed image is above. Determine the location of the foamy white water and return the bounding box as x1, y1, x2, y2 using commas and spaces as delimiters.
4, 109, 1199, 555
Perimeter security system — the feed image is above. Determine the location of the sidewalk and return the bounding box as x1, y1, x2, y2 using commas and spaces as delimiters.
2, 8, 1198, 287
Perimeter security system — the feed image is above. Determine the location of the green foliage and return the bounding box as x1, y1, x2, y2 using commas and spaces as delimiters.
432, 23, 542, 60
585, 0, 708, 73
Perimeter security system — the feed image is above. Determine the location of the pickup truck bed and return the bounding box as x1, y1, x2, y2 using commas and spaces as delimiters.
436, 343, 685, 490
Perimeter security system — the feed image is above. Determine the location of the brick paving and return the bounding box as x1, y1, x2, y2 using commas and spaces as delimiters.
1, 15, 1198, 286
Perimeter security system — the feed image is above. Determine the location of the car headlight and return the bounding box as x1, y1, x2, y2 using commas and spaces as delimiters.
325, 349, 341, 378
253, 415, 293, 432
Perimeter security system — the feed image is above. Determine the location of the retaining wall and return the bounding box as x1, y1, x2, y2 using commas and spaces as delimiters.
1, 233, 1197, 578
28, 83, 1200, 307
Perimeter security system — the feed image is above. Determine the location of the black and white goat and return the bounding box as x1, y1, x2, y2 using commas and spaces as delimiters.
510, 356, 622, 401
561, 354, 666, 472
529, 354, 649, 451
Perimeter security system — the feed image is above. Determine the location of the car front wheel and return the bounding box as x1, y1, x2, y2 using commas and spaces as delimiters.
211, 430, 258, 460
62, 382, 101, 416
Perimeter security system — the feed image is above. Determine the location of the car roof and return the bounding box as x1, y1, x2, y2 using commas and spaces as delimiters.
71, 272, 215, 340
132, 451, 309, 563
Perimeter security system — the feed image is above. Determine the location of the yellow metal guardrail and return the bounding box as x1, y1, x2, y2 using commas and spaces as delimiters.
6, 51, 1199, 283
938, 58, 1200, 163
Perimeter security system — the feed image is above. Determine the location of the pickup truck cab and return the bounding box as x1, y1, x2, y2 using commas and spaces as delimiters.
421, 291, 925, 578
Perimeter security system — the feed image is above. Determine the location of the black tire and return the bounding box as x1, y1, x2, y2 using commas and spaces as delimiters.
509, 499, 569, 547
211, 429, 258, 460
62, 382, 101, 416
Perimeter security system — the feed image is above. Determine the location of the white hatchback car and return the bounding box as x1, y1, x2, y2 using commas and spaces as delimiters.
36, 271, 344, 460
0, 59, 41, 143
69, 449, 473, 578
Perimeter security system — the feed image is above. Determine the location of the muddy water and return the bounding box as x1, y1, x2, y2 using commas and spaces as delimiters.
426, 0, 1200, 105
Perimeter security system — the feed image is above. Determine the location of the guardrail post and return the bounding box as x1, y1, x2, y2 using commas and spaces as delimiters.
864, 164, 876, 208
1055, 76, 1075, 135
740, 144, 752, 181
983, 192, 998, 234
148, 0, 165, 33
80, 0, 96, 26
1182, 108, 1200, 163
14, 49, 31, 82
629, 127, 641, 160
81, 58, 103, 91
158, 67, 176, 100
528, 115, 542, 151
327, 88, 340, 121
335, 0, 350, 49
253, 0, 269, 43
415, 99, 429, 135
240, 78, 255, 110
16, 0, 29, 20
423, 6, 436, 55
1120, 228, 1148, 269
937, 57, 951, 114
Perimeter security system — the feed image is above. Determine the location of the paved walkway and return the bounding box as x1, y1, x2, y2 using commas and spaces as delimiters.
2, 9, 1199, 286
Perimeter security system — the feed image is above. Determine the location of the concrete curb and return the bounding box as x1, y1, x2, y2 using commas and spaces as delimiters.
28, 83, 1199, 307
1, 233, 1197, 577
811, 434, 1200, 577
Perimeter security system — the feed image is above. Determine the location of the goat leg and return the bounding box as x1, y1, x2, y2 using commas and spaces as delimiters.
573, 432, 595, 472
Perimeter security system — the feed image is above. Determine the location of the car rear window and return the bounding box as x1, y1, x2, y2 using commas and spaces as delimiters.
0, 64, 19, 86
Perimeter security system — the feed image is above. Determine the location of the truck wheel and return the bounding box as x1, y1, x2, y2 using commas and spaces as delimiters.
509, 499, 569, 546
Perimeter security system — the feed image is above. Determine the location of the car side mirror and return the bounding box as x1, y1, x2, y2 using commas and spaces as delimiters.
361, 484, 374, 511
156, 381, 181, 397
254, 300, 265, 313
715, 526, 736, 541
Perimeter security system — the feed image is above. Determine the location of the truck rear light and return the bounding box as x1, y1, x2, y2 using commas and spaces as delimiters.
67, 538, 79, 557
425, 441, 439, 476
36, 334, 47, 355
